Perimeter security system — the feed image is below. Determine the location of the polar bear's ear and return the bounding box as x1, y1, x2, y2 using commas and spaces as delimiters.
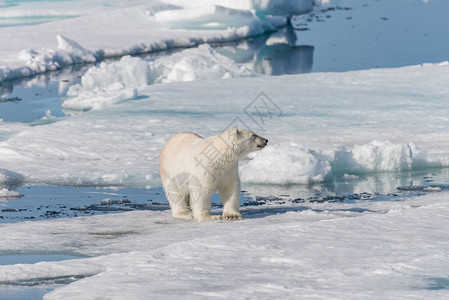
234, 128, 242, 140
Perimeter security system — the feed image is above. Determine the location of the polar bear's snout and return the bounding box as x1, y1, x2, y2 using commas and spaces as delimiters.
257, 137, 268, 149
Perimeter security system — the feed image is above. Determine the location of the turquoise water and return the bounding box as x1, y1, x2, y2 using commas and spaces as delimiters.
0, 15, 77, 28
0, 254, 83, 266
0, 0, 79, 27
0, 287, 54, 300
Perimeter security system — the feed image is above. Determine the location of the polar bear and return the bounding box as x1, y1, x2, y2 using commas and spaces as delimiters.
159, 128, 268, 221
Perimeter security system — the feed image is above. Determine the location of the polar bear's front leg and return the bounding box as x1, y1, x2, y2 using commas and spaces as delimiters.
190, 189, 221, 221
219, 171, 242, 220
219, 188, 242, 220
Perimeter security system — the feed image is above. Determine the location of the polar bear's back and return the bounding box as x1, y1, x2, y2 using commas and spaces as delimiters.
159, 132, 203, 181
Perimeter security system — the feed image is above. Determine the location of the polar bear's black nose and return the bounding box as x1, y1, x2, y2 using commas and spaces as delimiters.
257, 138, 268, 149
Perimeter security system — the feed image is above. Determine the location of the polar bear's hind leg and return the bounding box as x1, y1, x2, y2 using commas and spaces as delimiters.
164, 182, 193, 220
168, 192, 193, 220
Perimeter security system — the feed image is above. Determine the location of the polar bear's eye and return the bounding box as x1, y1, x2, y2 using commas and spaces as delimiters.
252, 134, 257, 139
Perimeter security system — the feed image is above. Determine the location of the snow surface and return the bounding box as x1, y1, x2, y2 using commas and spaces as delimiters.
1, 193, 449, 298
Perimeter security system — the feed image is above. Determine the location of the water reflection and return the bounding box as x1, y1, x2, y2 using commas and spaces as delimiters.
254, 27, 313, 75
255, 44, 313, 75
215, 26, 314, 75
1, 64, 88, 95
241, 167, 449, 203
0, 81, 13, 98
0, 65, 89, 122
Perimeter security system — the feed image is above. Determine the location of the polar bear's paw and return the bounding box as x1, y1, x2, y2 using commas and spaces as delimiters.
195, 214, 222, 222
209, 215, 223, 221
172, 209, 194, 220
222, 212, 243, 221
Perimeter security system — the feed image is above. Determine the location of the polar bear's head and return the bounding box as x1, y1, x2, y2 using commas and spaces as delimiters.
222, 128, 268, 156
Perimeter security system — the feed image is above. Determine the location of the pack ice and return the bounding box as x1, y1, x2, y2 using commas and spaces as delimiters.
0, 0, 313, 82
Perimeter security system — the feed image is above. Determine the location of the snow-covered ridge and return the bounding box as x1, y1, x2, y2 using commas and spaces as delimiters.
18, 35, 97, 73
159, 0, 313, 16
0, 0, 313, 83
1, 137, 446, 187
154, 5, 271, 31
240, 141, 447, 185
0, 187, 21, 198
63, 45, 253, 111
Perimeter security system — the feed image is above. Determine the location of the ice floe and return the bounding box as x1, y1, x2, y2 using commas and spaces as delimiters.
1, 61, 449, 186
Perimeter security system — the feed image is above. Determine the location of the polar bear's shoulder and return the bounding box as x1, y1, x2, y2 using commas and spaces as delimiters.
165, 132, 203, 146
160, 132, 203, 161
172, 132, 203, 140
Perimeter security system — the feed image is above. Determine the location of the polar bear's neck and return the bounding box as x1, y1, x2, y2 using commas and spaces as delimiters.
209, 143, 240, 174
